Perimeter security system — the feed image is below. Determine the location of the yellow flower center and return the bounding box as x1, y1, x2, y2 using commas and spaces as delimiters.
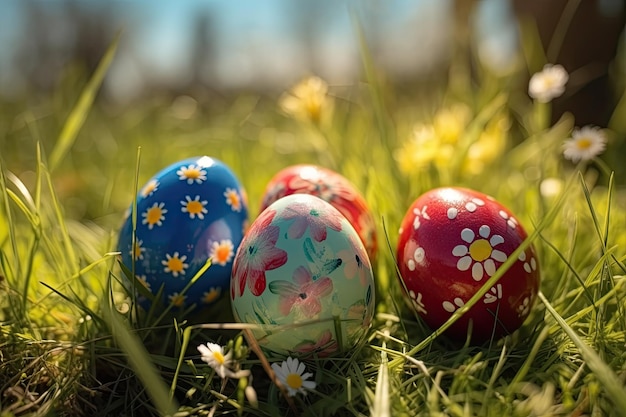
146, 207, 163, 225
170, 294, 185, 307
186, 200, 204, 215
577, 138, 592, 150
203, 289, 220, 303
469, 239, 492, 262
543, 77, 555, 89
227, 192, 240, 209
167, 257, 184, 273
185, 169, 201, 179
215, 245, 231, 263
286, 373, 303, 389
212, 351, 225, 365
141, 180, 157, 196
133, 242, 143, 259
305, 98, 322, 123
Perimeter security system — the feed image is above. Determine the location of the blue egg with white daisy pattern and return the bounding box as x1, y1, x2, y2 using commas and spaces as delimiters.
117, 156, 248, 310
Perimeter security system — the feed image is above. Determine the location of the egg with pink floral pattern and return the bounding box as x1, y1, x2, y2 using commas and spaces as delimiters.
231, 194, 375, 357
260, 164, 377, 261
397, 187, 540, 343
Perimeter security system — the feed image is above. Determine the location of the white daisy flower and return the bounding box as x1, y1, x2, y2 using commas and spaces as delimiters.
197, 343, 233, 378
528, 64, 568, 103
271, 357, 316, 397
452, 225, 508, 282
563, 125, 607, 163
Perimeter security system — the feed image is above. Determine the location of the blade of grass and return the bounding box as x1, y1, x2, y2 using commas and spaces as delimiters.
103, 305, 179, 416
537, 291, 626, 416
579, 172, 609, 254
48, 31, 121, 172
3, 180, 42, 310
608, 85, 626, 133
579, 172, 618, 341
539, 233, 596, 311
36, 251, 119, 303
41, 164, 78, 273
0, 158, 20, 283
372, 333, 390, 417
546, 0, 582, 62
130, 146, 141, 325
170, 325, 192, 400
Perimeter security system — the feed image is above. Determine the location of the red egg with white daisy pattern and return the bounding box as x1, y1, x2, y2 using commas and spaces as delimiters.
396, 187, 540, 343
260, 165, 377, 260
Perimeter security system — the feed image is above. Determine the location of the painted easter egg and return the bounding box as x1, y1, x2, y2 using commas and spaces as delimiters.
396, 187, 540, 343
231, 194, 375, 357
117, 156, 248, 310
260, 164, 377, 260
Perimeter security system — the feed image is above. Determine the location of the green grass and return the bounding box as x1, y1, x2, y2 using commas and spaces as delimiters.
2, 12, 626, 417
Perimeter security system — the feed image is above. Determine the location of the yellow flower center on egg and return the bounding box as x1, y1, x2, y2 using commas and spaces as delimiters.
214, 245, 231, 264
141, 180, 157, 197
203, 288, 220, 304
286, 373, 303, 389
170, 294, 185, 307
226, 191, 240, 209
167, 257, 184, 273
186, 200, 204, 215
469, 239, 492, 262
146, 207, 163, 226
184, 168, 201, 179
132, 241, 143, 260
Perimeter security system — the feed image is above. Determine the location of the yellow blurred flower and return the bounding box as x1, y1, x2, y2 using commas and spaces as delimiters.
396, 105, 469, 174
433, 104, 472, 144
279, 75, 334, 126
396, 104, 509, 177
462, 112, 509, 175
395, 124, 438, 173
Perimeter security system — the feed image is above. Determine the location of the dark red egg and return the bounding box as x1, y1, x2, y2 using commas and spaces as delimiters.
260, 164, 377, 260
396, 187, 540, 343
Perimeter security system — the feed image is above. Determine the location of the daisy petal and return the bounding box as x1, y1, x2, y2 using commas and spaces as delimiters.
472, 263, 484, 281
457, 256, 472, 271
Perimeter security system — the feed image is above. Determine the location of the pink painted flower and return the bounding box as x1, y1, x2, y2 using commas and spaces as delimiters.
269, 266, 333, 317
294, 330, 338, 357
232, 209, 288, 297
338, 233, 371, 286
279, 199, 342, 242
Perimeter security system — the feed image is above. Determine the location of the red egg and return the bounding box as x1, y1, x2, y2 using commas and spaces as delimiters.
396, 187, 540, 343
260, 165, 377, 260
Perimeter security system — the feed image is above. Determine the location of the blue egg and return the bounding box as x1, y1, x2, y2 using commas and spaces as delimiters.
117, 156, 248, 310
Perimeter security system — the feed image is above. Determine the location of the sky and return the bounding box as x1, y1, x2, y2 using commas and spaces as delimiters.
1, 0, 624, 100
0, 0, 464, 99
105, 0, 454, 99
7, 0, 623, 101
